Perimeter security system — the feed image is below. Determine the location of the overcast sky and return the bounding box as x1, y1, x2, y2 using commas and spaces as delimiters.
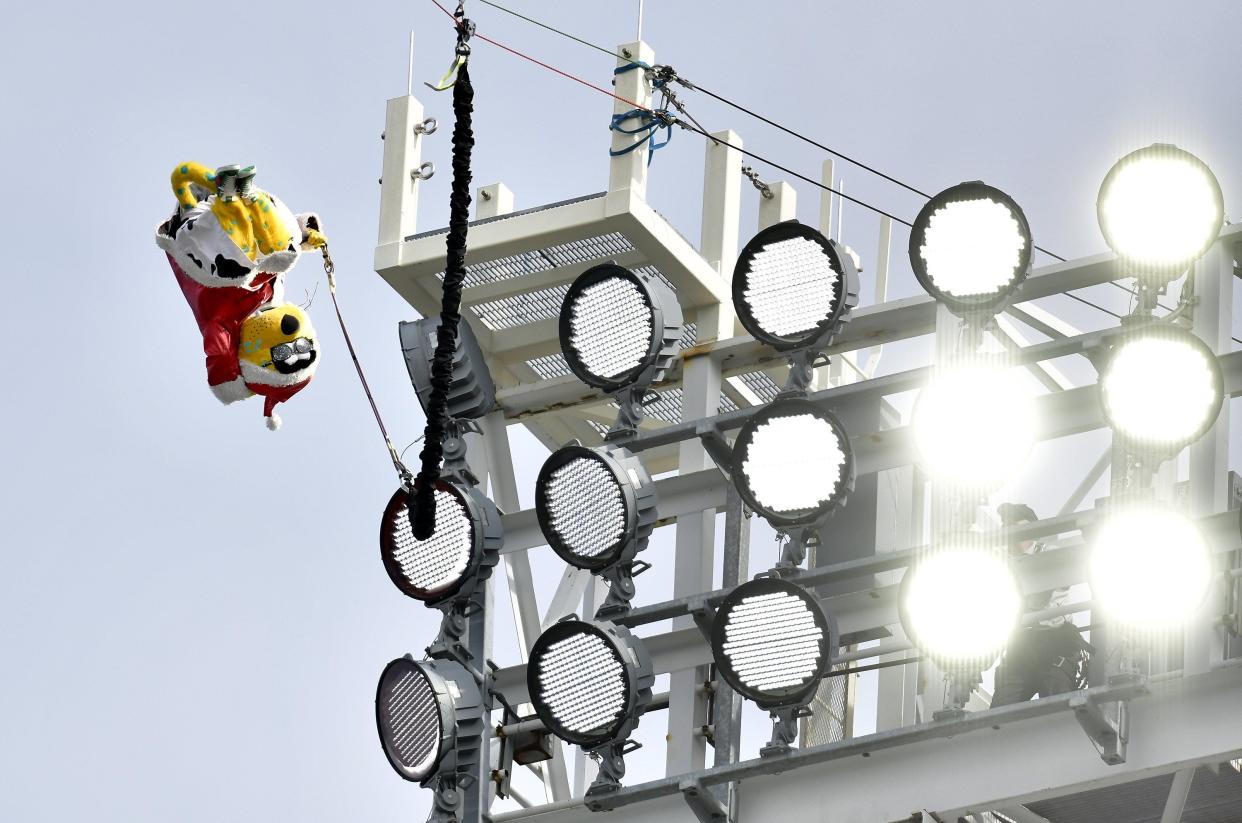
3, 1, 1241, 820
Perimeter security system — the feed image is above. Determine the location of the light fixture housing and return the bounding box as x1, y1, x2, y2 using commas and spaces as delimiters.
732, 221, 860, 351
1097, 143, 1224, 280
1098, 324, 1224, 457
899, 543, 1021, 672
375, 656, 485, 785
527, 619, 654, 748
912, 361, 1037, 490
535, 444, 657, 572
1089, 502, 1213, 634
711, 577, 836, 710
731, 398, 854, 528
400, 316, 496, 420
559, 263, 682, 394
380, 479, 501, 605
909, 181, 1033, 317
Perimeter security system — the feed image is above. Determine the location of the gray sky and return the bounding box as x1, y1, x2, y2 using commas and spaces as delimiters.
3, 1, 1242, 820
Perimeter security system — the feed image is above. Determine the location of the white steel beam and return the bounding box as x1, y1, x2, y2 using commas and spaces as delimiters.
490, 667, 1242, 823
1159, 768, 1195, 823
377, 95, 426, 244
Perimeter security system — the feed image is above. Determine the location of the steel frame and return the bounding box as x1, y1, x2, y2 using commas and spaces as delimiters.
374, 39, 1242, 823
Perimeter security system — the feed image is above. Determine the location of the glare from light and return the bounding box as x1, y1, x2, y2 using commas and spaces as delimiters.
378, 661, 442, 781
386, 488, 473, 595
902, 545, 1021, 667
919, 197, 1028, 299
1100, 332, 1221, 453
531, 627, 627, 742
739, 410, 847, 517
540, 454, 627, 563
913, 364, 1036, 489
567, 276, 654, 380
1099, 146, 1223, 273
740, 236, 841, 339
1089, 506, 1212, 633
720, 589, 825, 696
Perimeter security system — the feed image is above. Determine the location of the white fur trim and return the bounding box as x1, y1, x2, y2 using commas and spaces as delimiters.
257, 249, 298, 274
155, 203, 261, 290
266, 413, 282, 430
239, 354, 319, 388
209, 377, 252, 405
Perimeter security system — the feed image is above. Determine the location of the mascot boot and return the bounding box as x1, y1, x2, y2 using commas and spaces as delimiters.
238, 303, 320, 429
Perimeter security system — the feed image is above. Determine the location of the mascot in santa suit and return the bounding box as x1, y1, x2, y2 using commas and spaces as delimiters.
155, 162, 325, 428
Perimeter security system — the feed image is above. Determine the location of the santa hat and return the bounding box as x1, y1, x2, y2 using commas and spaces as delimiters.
246, 378, 313, 430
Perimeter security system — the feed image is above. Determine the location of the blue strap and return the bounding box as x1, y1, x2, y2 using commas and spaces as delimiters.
609, 108, 672, 165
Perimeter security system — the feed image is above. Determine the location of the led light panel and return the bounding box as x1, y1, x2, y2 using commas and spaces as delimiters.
528, 620, 652, 748
536, 445, 656, 571
910, 182, 1032, 315
733, 222, 858, 350
1090, 505, 1212, 633
900, 545, 1021, 669
376, 658, 444, 783
1099, 327, 1223, 455
382, 487, 472, 597
567, 276, 654, 380
913, 363, 1036, 490
733, 399, 853, 527
1098, 144, 1223, 276
712, 578, 833, 708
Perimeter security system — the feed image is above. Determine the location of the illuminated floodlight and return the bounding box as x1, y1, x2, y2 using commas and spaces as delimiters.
379, 480, 501, 605
732, 221, 860, 351
400, 316, 495, 420
1098, 144, 1224, 278
731, 398, 854, 528
535, 444, 657, 573
912, 363, 1036, 490
559, 263, 682, 394
899, 543, 1021, 671
909, 181, 1032, 316
528, 620, 653, 749
711, 577, 836, 709
1089, 504, 1212, 633
1098, 325, 1223, 456
375, 656, 484, 787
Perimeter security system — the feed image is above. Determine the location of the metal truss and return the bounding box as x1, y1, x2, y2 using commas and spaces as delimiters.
375, 37, 1242, 823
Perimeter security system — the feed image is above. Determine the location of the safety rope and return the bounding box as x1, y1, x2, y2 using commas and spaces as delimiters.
412, 5, 475, 540
322, 249, 412, 483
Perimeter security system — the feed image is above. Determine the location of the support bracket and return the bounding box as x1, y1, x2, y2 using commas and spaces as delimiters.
679, 778, 729, 823
1070, 672, 1146, 765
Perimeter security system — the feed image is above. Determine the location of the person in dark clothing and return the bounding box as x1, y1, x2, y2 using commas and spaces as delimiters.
990, 503, 1087, 708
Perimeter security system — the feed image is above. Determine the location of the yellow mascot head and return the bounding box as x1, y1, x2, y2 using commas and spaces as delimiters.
238, 303, 320, 429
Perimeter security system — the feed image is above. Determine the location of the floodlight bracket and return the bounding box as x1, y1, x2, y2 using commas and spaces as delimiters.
428, 776, 464, 823
440, 418, 481, 487
760, 705, 808, 757
584, 739, 639, 806
932, 667, 982, 719
678, 778, 729, 823
1071, 672, 1145, 765
595, 562, 640, 620
428, 598, 477, 663
776, 524, 822, 569
781, 349, 819, 396
605, 386, 649, 442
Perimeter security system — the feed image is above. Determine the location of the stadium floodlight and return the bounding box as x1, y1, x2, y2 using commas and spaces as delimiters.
711, 576, 836, 755
912, 362, 1036, 490
535, 443, 657, 616
1089, 503, 1213, 634
732, 220, 860, 353
731, 398, 854, 531
899, 543, 1021, 672
909, 181, 1033, 317
1098, 325, 1223, 457
528, 619, 653, 793
375, 655, 485, 821
380, 479, 501, 606
400, 316, 495, 421
1097, 143, 1224, 280
560, 263, 682, 396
